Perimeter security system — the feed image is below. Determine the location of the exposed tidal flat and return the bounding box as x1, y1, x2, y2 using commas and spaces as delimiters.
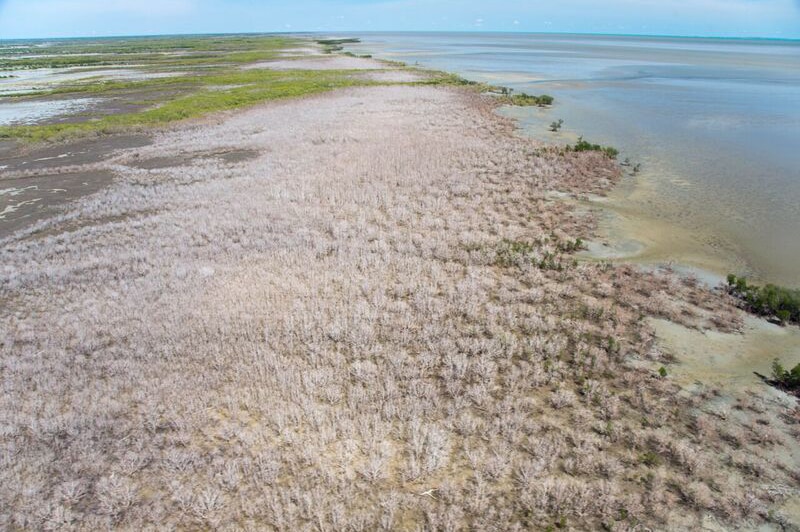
0, 35, 799, 530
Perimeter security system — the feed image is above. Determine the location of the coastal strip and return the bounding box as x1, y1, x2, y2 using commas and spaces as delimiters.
0, 40, 798, 530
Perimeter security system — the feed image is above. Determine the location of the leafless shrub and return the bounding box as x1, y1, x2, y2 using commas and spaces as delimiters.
550, 387, 577, 409
0, 81, 793, 531
96, 475, 136, 521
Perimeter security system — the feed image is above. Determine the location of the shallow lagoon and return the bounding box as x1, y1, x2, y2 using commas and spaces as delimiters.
0, 97, 99, 126
0, 67, 182, 96
349, 33, 800, 286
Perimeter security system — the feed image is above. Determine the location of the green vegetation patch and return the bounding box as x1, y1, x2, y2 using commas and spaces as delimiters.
0, 35, 298, 70
316, 38, 361, 54
0, 69, 369, 142
500, 92, 554, 107
315, 38, 361, 46
421, 71, 482, 87
342, 51, 373, 59
427, 81, 554, 106
569, 137, 619, 159
726, 274, 800, 325
771, 359, 800, 394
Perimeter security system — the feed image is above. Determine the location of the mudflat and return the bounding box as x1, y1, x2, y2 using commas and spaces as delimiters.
0, 135, 150, 239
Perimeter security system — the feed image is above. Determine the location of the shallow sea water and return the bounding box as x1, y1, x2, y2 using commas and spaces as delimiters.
347, 32, 800, 286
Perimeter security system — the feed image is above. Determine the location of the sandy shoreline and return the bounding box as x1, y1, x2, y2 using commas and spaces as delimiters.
1, 53, 799, 529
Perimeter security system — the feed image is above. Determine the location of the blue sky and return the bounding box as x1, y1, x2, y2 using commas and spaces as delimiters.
1, 0, 799, 39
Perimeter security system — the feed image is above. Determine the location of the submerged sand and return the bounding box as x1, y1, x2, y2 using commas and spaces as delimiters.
0, 69, 798, 530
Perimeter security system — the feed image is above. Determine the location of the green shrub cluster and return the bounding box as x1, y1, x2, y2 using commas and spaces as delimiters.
424, 72, 480, 87
342, 51, 372, 59
316, 38, 361, 53
315, 39, 361, 46
557, 237, 584, 253
502, 92, 554, 107
771, 359, 800, 391
569, 137, 619, 159
726, 274, 800, 325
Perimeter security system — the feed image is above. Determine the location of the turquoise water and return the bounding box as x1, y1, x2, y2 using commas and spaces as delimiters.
347, 33, 800, 286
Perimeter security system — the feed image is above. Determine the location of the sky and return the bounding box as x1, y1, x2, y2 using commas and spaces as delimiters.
1, 0, 799, 40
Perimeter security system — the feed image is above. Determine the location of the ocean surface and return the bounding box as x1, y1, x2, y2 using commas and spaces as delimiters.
345, 33, 800, 287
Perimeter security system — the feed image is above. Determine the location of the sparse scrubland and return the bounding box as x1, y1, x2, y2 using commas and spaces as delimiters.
1, 53, 799, 530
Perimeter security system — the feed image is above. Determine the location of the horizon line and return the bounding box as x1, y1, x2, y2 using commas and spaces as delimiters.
1, 29, 798, 43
